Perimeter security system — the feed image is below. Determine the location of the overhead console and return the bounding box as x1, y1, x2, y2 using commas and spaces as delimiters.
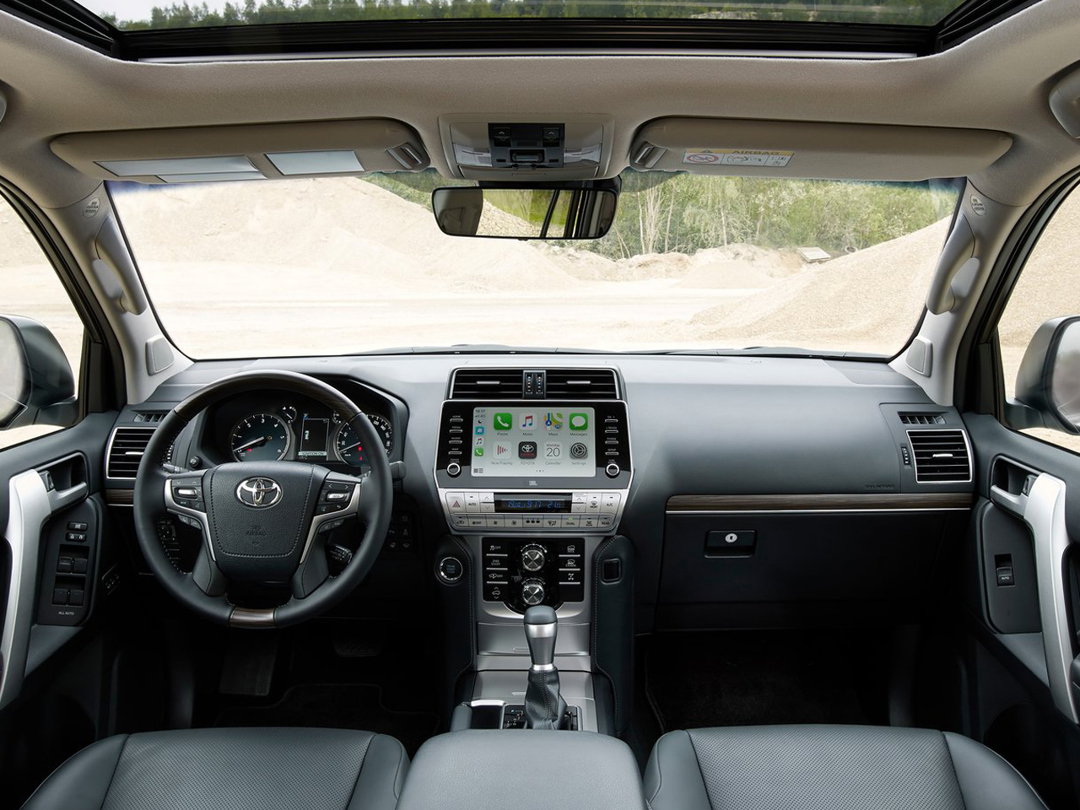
51, 118, 429, 184
440, 114, 615, 181
629, 116, 1012, 181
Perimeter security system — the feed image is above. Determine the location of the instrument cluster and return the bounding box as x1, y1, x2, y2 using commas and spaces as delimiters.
201, 385, 397, 474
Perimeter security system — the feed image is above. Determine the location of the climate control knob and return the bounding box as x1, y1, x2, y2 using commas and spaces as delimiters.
521, 578, 546, 607
521, 544, 546, 572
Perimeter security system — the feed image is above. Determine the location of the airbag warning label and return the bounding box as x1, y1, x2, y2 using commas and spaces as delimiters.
682, 149, 793, 167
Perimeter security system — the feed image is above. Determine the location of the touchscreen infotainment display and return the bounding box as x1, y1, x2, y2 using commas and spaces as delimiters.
471, 407, 595, 478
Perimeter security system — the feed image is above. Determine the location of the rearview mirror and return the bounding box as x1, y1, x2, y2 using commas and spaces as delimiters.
1011, 316, 1080, 434
432, 186, 617, 240
0, 315, 76, 430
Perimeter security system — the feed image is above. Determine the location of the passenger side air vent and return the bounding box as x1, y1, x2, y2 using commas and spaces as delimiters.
908, 429, 971, 483
545, 369, 619, 400
451, 369, 525, 399
899, 412, 946, 425
106, 426, 156, 479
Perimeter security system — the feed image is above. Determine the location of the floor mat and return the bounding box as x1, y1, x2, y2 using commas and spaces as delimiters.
216, 683, 439, 757
645, 630, 888, 733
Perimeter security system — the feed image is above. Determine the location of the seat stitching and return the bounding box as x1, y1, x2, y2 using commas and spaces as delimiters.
341, 732, 377, 810
944, 731, 1051, 810
99, 734, 131, 810
685, 731, 716, 810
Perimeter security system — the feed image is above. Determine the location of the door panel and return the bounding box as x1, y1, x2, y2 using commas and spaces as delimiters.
0, 413, 115, 708
964, 412, 1080, 807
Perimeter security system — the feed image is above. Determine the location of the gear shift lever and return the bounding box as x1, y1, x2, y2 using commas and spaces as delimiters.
524, 606, 569, 730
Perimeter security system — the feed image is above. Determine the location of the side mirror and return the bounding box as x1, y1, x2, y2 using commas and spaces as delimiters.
431, 186, 617, 240
0, 315, 76, 430
1011, 315, 1080, 434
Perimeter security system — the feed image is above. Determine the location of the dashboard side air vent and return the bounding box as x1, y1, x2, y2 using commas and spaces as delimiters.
133, 410, 166, 424
106, 426, 160, 479
899, 412, 946, 425
908, 429, 971, 483
545, 369, 619, 400
451, 369, 525, 399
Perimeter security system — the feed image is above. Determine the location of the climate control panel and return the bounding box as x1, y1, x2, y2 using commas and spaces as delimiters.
443, 490, 623, 533
481, 538, 585, 610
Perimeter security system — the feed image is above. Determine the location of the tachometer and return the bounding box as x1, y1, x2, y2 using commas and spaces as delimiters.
335, 414, 393, 468
231, 413, 291, 462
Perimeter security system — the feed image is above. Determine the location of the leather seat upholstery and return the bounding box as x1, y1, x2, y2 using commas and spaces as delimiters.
645, 725, 1048, 810
21, 727, 408, 810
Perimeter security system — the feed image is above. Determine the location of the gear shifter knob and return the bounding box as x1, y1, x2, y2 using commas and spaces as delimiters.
524, 605, 558, 671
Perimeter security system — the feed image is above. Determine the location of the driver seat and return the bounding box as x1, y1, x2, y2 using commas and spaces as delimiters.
20, 727, 408, 810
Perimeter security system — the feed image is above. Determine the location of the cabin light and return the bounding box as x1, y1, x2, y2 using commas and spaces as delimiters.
453, 144, 492, 168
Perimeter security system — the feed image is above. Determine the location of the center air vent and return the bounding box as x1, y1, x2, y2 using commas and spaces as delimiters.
908, 429, 972, 483
451, 368, 619, 400
451, 369, 525, 399
106, 426, 157, 479
545, 369, 618, 399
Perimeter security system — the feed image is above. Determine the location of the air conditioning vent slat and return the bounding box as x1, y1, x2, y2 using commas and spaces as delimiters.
107, 426, 158, 479
908, 429, 971, 483
899, 412, 946, 425
451, 370, 525, 399
545, 369, 618, 400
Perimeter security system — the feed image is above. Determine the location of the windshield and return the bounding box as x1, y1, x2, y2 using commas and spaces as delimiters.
110, 172, 959, 359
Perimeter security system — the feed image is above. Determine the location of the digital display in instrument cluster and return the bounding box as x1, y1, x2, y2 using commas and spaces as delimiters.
471, 407, 595, 478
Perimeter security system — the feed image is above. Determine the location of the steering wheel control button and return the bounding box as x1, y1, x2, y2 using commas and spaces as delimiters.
438, 556, 464, 583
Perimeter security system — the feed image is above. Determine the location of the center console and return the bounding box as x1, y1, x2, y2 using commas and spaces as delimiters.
432, 368, 635, 735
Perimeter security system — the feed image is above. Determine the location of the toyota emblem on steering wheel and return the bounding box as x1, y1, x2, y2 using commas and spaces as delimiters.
236, 477, 283, 508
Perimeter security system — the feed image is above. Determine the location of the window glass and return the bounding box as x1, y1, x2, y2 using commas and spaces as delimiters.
999, 184, 1080, 453
0, 200, 84, 450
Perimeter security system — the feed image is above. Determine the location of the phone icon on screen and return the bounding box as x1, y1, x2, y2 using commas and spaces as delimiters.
493, 413, 513, 431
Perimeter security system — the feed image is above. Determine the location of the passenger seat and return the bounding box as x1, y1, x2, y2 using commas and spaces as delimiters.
645, 725, 1047, 810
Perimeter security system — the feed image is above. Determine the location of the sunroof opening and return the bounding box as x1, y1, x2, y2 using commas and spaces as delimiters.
84, 0, 969, 30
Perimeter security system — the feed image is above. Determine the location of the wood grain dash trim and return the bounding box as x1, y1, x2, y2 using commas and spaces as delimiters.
666, 493, 975, 512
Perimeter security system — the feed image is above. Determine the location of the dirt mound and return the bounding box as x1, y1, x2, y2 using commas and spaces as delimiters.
115, 178, 578, 293
684, 218, 952, 351
677, 244, 801, 289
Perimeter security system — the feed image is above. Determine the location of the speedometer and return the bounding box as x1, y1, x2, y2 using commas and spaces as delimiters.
231, 413, 291, 462
335, 414, 393, 468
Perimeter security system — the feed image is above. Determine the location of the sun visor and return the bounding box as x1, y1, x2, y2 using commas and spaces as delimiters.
51, 119, 429, 184
629, 118, 1012, 181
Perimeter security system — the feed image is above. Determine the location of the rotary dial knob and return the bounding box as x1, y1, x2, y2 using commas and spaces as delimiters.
521, 578, 546, 607
521, 543, 547, 572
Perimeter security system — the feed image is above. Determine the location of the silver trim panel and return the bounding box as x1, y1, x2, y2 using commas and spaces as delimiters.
2, 471, 54, 709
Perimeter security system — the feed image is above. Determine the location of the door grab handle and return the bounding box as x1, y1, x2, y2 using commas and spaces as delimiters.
46, 481, 88, 514
990, 484, 1028, 518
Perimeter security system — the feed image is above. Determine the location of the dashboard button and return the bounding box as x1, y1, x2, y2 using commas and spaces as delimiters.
480, 492, 495, 503
602, 493, 621, 512
438, 556, 464, 583
598, 515, 615, 528
465, 493, 481, 513
562, 515, 578, 528
467, 517, 486, 529
484, 541, 508, 555
451, 515, 469, 529
445, 492, 466, 513
571, 503, 585, 513
481, 502, 495, 514
572, 493, 587, 504
446, 462, 462, 477
486, 516, 505, 529
605, 463, 621, 478
484, 583, 507, 602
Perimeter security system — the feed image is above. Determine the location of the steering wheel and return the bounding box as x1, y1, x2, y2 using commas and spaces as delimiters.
133, 370, 393, 628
